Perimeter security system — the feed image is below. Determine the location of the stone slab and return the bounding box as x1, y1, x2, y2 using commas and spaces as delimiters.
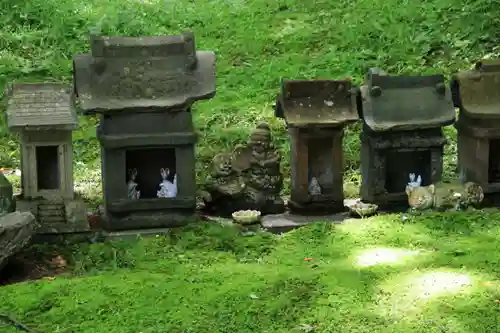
261, 212, 349, 234
0, 211, 37, 270
104, 228, 174, 240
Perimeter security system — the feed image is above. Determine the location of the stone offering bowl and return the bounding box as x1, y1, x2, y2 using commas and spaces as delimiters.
232, 210, 262, 225
348, 202, 378, 218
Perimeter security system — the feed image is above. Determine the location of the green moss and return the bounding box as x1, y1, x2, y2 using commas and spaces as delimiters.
3, 211, 500, 332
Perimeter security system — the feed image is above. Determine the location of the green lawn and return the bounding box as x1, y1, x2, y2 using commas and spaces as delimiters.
2, 211, 500, 332
2, 0, 500, 332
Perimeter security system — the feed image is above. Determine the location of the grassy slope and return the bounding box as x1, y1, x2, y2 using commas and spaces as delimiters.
2, 211, 500, 332
1, 0, 499, 197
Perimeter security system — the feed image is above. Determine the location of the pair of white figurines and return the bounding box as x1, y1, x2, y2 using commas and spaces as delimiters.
127, 168, 177, 200
406, 173, 422, 190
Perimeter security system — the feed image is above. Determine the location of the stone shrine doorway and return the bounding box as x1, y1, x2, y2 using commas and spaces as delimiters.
384, 149, 432, 193
125, 148, 176, 199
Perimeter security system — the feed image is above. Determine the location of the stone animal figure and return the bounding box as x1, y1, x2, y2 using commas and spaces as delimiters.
157, 168, 177, 198
406, 184, 435, 210
406, 180, 484, 211
127, 168, 140, 200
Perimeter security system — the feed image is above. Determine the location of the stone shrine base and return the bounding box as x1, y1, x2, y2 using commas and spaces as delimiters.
482, 191, 500, 207
16, 198, 89, 235
261, 212, 348, 233
287, 199, 346, 216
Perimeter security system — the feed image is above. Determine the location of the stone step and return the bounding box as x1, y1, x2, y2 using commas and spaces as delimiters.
261, 212, 348, 234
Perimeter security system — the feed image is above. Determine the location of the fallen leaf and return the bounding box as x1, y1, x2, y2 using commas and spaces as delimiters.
304, 257, 312, 261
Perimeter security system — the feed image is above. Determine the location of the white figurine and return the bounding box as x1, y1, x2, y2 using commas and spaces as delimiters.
407, 173, 422, 189
157, 168, 177, 198
127, 168, 140, 200
308, 177, 322, 196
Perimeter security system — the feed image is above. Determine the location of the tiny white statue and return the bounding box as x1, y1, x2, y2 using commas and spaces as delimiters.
407, 173, 422, 190
308, 177, 322, 196
127, 168, 140, 200
157, 168, 177, 198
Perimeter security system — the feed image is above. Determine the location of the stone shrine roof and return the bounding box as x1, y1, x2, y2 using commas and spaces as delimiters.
451, 60, 500, 119
73, 32, 216, 113
360, 68, 456, 131
4, 83, 78, 131
275, 79, 359, 128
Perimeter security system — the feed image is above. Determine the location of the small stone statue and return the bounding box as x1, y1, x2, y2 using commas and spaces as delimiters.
308, 177, 322, 196
127, 168, 140, 200
157, 168, 177, 198
242, 123, 285, 214
406, 180, 484, 211
203, 122, 285, 216
202, 153, 246, 215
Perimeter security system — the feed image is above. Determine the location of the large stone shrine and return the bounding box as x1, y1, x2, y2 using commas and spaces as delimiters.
73, 32, 216, 231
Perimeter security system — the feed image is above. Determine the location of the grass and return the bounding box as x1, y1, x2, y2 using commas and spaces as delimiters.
1, 0, 500, 198
2, 211, 500, 332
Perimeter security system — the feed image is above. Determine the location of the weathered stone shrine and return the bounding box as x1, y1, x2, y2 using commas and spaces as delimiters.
359, 68, 455, 209
275, 79, 358, 214
4, 83, 88, 234
73, 32, 215, 231
452, 60, 500, 206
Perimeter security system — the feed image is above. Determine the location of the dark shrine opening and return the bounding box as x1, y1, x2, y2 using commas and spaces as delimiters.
125, 148, 176, 199
384, 150, 431, 194
35, 145, 60, 190
307, 137, 334, 195
488, 139, 500, 183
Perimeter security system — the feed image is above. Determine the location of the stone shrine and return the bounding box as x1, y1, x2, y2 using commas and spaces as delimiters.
73, 32, 216, 231
4, 83, 88, 234
275, 79, 358, 214
203, 122, 285, 216
359, 68, 456, 209
452, 60, 500, 206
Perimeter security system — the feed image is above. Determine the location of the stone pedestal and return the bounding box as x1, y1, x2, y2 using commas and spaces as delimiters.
16, 198, 89, 234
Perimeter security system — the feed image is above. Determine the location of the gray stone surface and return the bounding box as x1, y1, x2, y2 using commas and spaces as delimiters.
0, 211, 37, 269
104, 228, 172, 240
261, 212, 348, 233
17, 199, 90, 234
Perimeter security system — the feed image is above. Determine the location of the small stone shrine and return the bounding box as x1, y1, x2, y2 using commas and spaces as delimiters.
4, 83, 88, 234
73, 32, 216, 231
451, 60, 500, 206
203, 122, 285, 216
275, 79, 358, 214
359, 68, 455, 209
